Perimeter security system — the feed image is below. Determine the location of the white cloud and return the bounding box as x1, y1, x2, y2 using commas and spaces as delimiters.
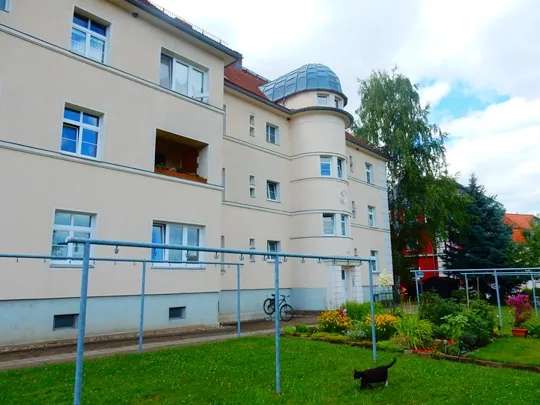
419, 82, 450, 108
444, 97, 540, 213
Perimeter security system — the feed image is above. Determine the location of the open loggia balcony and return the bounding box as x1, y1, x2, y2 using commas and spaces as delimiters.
154, 129, 208, 184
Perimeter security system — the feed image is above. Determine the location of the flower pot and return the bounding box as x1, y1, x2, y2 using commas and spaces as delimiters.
511, 327, 528, 337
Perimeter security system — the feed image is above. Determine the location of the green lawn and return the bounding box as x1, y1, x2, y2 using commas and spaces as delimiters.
1, 337, 540, 404
469, 337, 540, 366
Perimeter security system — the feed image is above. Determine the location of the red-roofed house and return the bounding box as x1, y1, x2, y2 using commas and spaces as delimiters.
504, 213, 539, 243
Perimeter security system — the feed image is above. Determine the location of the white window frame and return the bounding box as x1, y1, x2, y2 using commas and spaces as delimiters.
249, 175, 256, 198
61, 105, 101, 159
368, 206, 376, 227
369, 250, 379, 274
51, 210, 94, 262
0, 0, 10, 12
337, 157, 345, 179
322, 213, 336, 235
266, 123, 279, 145
151, 222, 205, 268
160, 52, 209, 102
266, 180, 280, 202
365, 162, 373, 184
71, 11, 108, 63
317, 93, 329, 106
320, 156, 332, 176
249, 238, 256, 261
249, 114, 255, 137
334, 96, 343, 109
340, 214, 349, 236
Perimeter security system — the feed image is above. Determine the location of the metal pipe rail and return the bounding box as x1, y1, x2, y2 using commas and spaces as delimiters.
59, 237, 377, 404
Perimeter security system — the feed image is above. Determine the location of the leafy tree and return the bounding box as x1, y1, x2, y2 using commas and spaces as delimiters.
509, 219, 540, 267
353, 69, 469, 282
443, 175, 512, 269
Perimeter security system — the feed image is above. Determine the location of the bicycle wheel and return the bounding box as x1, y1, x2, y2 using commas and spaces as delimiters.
263, 298, 275, 315
280, 303, 294, 321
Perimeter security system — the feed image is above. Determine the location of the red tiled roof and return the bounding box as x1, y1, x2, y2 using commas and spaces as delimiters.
224, 64, 268, 98
504, 213, 537, 243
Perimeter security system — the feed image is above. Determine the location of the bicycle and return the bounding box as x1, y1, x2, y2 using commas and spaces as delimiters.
263, 294, 294, 321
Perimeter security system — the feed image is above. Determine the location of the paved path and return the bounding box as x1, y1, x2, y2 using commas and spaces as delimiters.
0, 328, 275, 371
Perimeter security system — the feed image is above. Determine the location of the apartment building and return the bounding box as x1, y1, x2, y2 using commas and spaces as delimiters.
0, 0, 392, 345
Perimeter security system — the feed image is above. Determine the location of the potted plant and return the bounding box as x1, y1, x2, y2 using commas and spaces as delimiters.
506, 294, 532, 337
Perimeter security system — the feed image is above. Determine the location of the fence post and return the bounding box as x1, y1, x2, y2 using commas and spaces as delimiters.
138, 261, 147, 352
531, 274, 538, 316
414, 271, 420, 307
368, 259, 377, 362
274, 255, 281, 394
236, 263, 241, 337
464, 274, 470, 308
73, 241, 91, 405
494, 270, 503, 331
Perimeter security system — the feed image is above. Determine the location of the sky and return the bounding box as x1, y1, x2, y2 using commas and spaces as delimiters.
153, 0, 539, 214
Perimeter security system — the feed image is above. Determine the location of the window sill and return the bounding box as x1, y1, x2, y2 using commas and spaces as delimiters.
266, 199, 281, 203
152, 265, 205, 270
50, 263, 95, 269
60, 150, 98, 161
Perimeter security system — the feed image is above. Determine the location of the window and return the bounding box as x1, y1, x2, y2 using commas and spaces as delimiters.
369, 250, 379, 273
340, 214, 349, 236
223, 104, 227, 135
249, 238, 256, 261
151, 222, 203, 266
267, 240, 281, 253
365, 162, 373, 184
368, 206, 376, 227
51, 211, 93, 259
337, 158, 345, 179
249, 175, 256, 198
266, 180, 280, 202
334, 96, 343, 109
322, 213, 336, 235
249, 114, 255, 137
160, 52, 208, 102
320, 156, 332, 176
352, 201, 356, 218
317, 93, 328, 106
0, 0, 9, 12
349, 155, 353, 172
266, 123, 279, 145
61, 106, 100, 158
71, 12, 107, 63
169, 306, 186, 320
53, 314, 78, 329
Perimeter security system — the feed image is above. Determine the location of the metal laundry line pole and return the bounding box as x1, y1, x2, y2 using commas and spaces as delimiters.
236, 263, 241, 337
138, 262, 146, 352
368, 260, 377, 362
464, 273, 470, 308
493, 270, 503, 330
415, 271, 421, 307
531, 274, 538, 316
62, 237, 371, 403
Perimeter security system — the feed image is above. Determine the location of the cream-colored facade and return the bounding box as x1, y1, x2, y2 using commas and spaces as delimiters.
0, 0, 392, 345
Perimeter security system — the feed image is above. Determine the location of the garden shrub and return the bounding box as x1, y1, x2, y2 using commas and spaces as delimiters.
364, 313, 398, 340
342, 301, 382, 321
437, 300, 496, 351
419, 292, 461, 326
345, 320, 368, 341
283, 326, 296, 335
318, 309, 352, 333
524, 316, 540, 338
393, 314, 433, 350
295, 324, 309, 333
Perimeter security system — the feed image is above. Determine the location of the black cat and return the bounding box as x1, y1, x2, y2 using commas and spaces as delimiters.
353, 358, 396, 388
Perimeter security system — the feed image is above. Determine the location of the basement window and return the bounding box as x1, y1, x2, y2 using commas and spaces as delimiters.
154, 129, 208, 183
53, 314, 78, 329
169, 306, 186, 320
